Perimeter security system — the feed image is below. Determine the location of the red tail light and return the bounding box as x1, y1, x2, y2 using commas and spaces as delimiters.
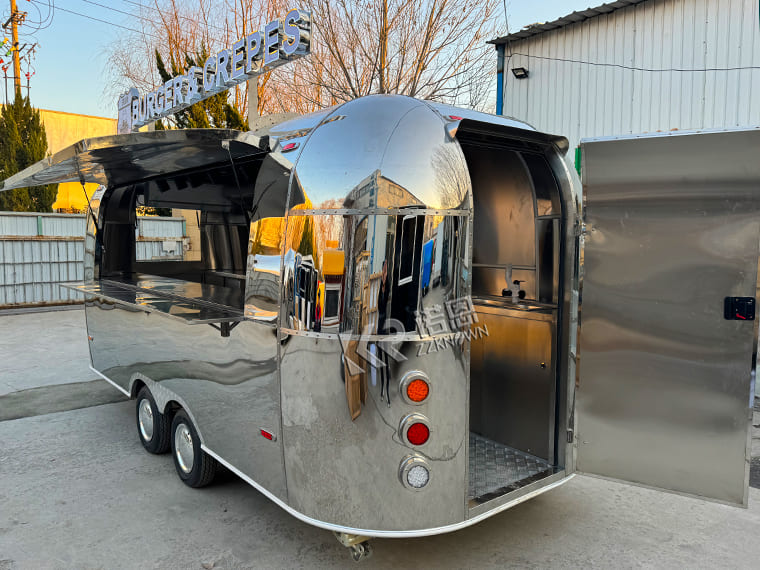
399, 413, 431, 447
406, 423, 430, 446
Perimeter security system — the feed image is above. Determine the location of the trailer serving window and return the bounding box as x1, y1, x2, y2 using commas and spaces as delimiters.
87, 154, 263, 329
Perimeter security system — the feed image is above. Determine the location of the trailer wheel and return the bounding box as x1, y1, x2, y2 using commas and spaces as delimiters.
349, 541, 373, 562
136, 387, 171, 454
170, 410, 217, 488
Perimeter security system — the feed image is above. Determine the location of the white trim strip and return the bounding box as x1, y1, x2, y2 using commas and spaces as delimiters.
91, 363, 574, 536
89, 366, 130, 397
201, 444, 574, 538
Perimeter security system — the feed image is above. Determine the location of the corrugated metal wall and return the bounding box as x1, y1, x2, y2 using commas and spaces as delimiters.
0, 214, 86, 307
501, 0, 760, 158
136, 216, 186, 261
0, 213, 187, 308
0, 240, 85, 306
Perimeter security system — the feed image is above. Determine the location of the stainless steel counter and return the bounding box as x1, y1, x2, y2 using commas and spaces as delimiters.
472, 295, 556, 320
62, 276, 244, 326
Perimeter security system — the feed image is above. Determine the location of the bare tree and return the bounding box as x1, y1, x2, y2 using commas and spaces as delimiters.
290, 0, 501, 111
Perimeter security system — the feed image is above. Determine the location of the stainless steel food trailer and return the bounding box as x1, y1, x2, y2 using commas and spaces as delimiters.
1, 95, 757, 560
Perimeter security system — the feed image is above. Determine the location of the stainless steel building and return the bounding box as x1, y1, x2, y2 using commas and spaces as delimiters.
492, 0, 760, 168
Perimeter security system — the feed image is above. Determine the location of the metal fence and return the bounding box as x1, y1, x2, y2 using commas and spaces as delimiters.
0, 212, 186, 308
136, 216, 186, 261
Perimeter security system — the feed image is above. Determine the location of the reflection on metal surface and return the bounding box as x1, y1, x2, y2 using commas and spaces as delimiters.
246, 217, 284, 321
279, 333, 468, 530
290, 96, 471, 211
65, 279, 245, 326
281, 213, 468, 339
86, 298, 286, 498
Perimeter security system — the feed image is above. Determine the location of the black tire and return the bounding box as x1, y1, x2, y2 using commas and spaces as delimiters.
136, 386, 171, 454
170, 410, 217, 488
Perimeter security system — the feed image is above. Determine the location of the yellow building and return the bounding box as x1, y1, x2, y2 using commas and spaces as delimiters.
39, 109, 117, 212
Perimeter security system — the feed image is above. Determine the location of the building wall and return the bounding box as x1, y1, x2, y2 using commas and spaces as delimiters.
0, 213, 185, 308
0, 213, 86, 307
38, 109, 117, 212
500, 0, 760, 161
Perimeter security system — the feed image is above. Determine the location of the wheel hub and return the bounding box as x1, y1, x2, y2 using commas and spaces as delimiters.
138, 399, 154, 442
175, 424, 194, 474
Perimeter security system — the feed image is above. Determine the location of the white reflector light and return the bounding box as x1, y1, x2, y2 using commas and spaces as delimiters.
407, 465, 430, 489
398, 454, 432, 491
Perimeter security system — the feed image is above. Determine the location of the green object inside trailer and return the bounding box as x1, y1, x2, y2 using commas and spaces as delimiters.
574, 146, 582, 176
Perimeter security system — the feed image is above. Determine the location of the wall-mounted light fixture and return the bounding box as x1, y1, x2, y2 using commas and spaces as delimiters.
511, 67, 529, 79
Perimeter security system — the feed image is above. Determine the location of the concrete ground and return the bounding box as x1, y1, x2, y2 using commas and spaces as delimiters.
1, 308, 760, 568
0, 308, 94, 396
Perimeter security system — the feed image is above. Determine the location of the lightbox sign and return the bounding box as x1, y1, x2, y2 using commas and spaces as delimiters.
117, 9, 311, 134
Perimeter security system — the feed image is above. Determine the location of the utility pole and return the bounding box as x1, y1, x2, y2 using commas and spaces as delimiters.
9, 0, 20, 93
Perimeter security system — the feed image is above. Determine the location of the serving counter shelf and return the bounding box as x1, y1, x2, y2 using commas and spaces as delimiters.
62, 274, 245, 331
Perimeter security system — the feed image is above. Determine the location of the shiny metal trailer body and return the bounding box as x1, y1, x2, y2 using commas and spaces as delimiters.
1, 97, 756, 541
29, 96, 580, 535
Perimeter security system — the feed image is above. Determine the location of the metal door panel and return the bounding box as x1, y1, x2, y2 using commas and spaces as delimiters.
578, 129, 760, 506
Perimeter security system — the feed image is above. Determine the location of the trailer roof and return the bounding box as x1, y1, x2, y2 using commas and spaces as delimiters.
0, 129, 267, 192
490, 0, 649, 45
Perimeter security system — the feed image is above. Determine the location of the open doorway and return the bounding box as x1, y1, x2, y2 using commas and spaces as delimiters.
458, 130, 565, 505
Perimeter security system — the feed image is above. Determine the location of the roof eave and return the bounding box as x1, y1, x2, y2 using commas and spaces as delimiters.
489, 0, 649, 45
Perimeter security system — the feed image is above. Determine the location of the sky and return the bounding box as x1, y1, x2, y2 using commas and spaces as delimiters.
0, 0, 597, 118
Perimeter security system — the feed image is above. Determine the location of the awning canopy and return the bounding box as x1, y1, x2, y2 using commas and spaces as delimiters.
0, 129, 269, 192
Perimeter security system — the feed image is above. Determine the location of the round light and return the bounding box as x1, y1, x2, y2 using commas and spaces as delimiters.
398, 454, 432, 491
406, 422, 430, 446
406, 465, 430, 488
406, 379, 429, 403
399, 371, 431, 405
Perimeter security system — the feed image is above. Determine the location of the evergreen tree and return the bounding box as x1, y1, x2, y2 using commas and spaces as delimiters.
156, 49, 248, 131
0, 92, 57, 212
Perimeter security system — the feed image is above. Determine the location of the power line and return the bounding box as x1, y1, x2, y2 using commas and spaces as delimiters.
83, 0, 229, 35
117, 0, 232, 35
28, 0, 159, 40
509, 52, 760, 73
33, 0, 237, 42
21, 0, 54, 31
79, 0, 141, 23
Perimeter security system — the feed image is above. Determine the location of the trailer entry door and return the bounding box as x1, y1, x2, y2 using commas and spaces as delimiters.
577, 129, 760, 507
